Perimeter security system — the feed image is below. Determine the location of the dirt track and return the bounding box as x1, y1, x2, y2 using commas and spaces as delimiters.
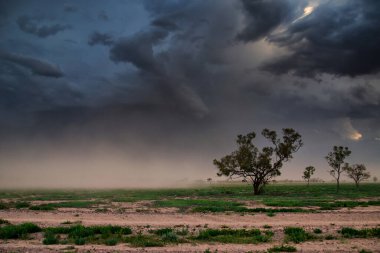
1, 207, 380, 252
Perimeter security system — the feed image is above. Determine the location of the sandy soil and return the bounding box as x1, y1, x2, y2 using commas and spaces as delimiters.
1, 207, 380, 252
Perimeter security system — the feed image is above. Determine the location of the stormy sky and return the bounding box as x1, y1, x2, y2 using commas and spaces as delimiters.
0, 0, 379, 187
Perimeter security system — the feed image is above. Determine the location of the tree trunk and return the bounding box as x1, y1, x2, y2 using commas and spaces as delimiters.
336, 178, 340, 192
253, 182, 262, 195
307, 179, 310, 187
355, 181, 359, 188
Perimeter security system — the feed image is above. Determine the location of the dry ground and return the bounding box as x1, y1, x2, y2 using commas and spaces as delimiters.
1, 205, 380, 252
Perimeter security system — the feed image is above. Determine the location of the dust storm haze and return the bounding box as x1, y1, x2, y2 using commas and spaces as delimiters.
0, 0, 380, 188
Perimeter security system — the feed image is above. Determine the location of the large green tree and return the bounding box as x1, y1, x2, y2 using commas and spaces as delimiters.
325, 146, 351, 192
213, 128, 303, 195
343, 163, 370, 188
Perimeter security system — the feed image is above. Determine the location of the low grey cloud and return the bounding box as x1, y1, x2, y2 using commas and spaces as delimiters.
17, 15, 70, 38
0, 51, 64, 78
88, 31, 114, 46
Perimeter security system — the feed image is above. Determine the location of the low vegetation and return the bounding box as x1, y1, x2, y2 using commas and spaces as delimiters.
339, 227, 380, 238
194, 228, 273, 244
284, 227, 314, 243
0, 223, 41, 239
267, 245, 297, 252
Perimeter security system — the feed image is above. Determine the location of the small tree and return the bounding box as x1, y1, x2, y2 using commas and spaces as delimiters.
343, 164, 370, 188
206, 178, 212, 184
302, 166, 315, 186
374, 176, 378, 183
325, 146, 351, 192
213, 128, 303, 195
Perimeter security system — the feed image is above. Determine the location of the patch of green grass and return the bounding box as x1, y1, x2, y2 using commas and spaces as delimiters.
29, 201, 98, 211
0, 223, 41, 239
194, 228, 272, 244
324, 234, 336, 240
125, 234, 164, 247
14, 201, 30, 209
0, 202, 9, 210
152, 228, 174, 236
161, 231, 179, 242
1, 183, 379, 210
43, 232, 59, 245
358, 250, 372, 253
43, 224, 132, 246
176, 227, 189, 236
29, 205, 55, 211
340, 227, 380, 238
267, 245, 297, 252
74, 237, 86, 245
284, 227, 314, 243
105, 237, 119, 246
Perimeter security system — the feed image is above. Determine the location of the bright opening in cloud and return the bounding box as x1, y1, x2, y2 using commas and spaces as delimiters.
292, 5, 315, 23
350, 132, 363, 141
304, 6, 314, 16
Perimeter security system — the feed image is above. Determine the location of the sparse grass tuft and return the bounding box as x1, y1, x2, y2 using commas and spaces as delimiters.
284, 227, 314, 243
340, 227, 380, 238
43, 232, 59, 245
0, 223, 41, 239
14, 202, 30, 209
194, 228, 272, 244
267, 245, 297, 252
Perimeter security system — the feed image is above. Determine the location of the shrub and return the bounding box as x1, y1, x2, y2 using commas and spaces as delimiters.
284, 227, 313, 243
268, 245, 297, 252
313, 228, 322, 234
43, 233, 59, 245
0, 223, 41, 239
125, 234, 164, 247
14, 202, 30, 209
105, 238, 118, 246
74, 237, 86, 245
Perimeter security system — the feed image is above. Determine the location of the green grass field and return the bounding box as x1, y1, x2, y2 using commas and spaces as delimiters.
0, 183, 379, 212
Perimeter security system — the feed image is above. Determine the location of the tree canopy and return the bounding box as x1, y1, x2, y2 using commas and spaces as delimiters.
213, 128, 303, 195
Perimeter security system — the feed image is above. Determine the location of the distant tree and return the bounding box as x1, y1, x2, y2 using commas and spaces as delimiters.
206, 178, 212, 184
325, 146, 351, 192
343, 163, 370, 188
302, 166, 316, 186
374, 176, 378, 183
213, 128, 303, 195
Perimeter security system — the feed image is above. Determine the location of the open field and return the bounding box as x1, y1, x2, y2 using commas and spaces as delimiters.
1, 183, 380, 252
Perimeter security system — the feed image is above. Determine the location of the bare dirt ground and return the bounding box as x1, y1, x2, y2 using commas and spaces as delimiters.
1, 207, 380, 252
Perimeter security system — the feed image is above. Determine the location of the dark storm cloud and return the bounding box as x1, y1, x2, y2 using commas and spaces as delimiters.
63, 4, 77, 13
109, 25, 209, 118
17, 15, 70, 38
151, 17, 178, 31
237, 0, 301, 42
262, 0, 380, 77
88, 31, 114, 46
110, 28, 168, 73
98, 10, 109, 21
0, 51, 64, 78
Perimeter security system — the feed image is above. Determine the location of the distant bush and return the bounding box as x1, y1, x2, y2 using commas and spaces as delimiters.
0, 223, 41, 239
268, 245, 297, 252
284, 227, 314, 243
